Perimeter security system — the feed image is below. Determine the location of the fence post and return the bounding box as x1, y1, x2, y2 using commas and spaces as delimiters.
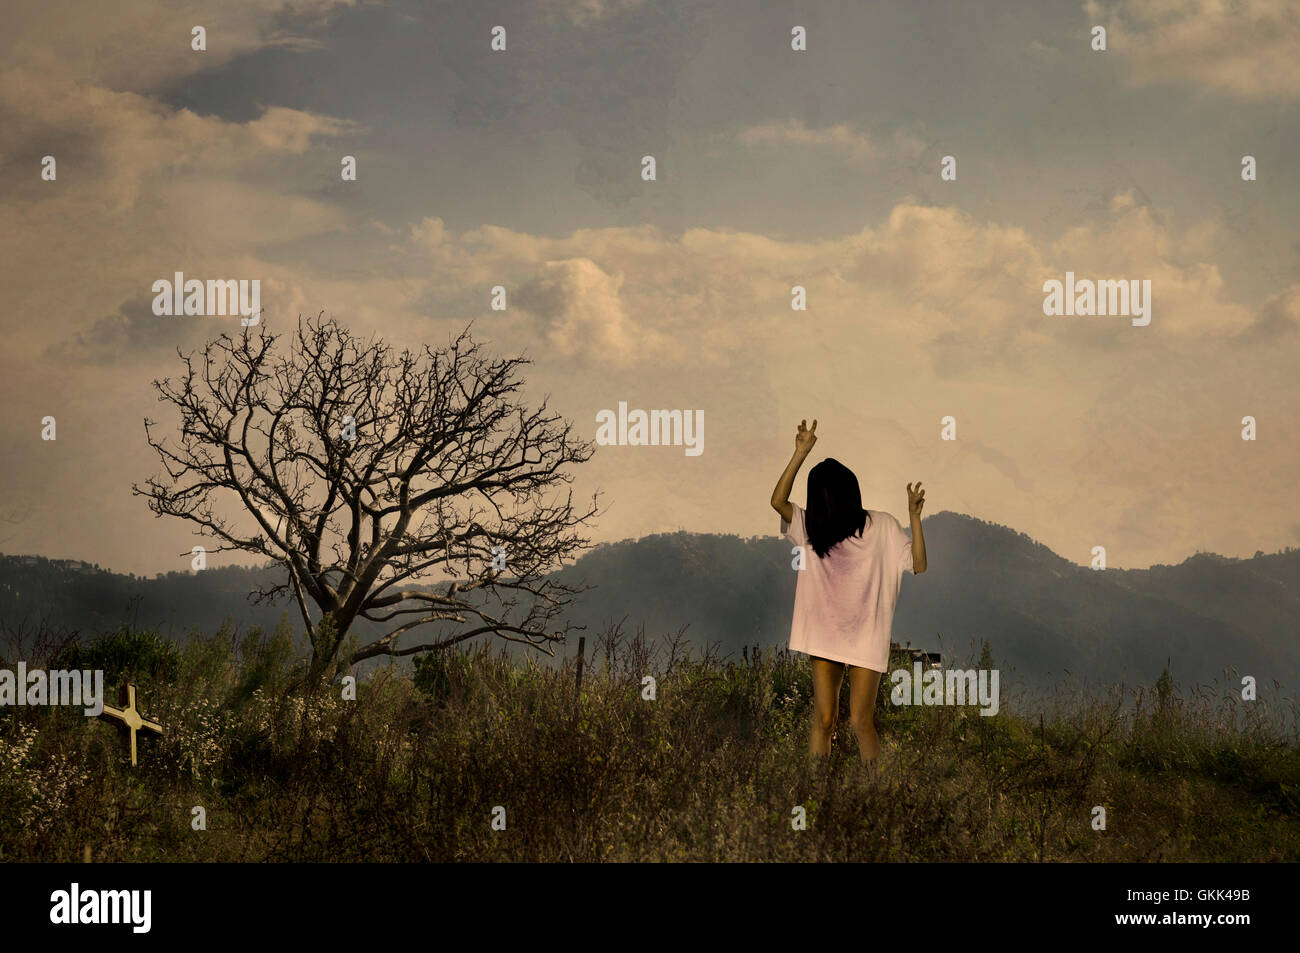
575, 635, 586, 696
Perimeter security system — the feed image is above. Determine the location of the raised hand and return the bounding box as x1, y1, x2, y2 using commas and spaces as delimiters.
907, 481, 925, 518
795, 418, 818, 455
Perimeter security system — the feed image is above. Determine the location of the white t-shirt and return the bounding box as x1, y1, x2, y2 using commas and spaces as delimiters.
781, 504, 913, 673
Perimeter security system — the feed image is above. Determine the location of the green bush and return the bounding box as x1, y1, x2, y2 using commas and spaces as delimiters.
51, 624, 180, 687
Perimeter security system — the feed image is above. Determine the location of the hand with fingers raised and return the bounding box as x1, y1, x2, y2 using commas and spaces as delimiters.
794, 418, 818, 456
907, 481, 926, 519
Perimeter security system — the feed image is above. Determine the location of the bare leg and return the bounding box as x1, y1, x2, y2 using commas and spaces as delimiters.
810, 656, 845, 757
848, 666, 882, 765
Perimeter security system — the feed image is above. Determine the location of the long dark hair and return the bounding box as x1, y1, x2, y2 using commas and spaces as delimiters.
805, 458, 869, 558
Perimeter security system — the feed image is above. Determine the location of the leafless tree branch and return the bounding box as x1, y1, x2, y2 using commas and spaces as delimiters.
134, 314, 599, 681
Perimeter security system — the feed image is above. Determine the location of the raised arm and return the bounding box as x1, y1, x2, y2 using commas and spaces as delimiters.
906, 481, 927, 573
771, 419, 817, 523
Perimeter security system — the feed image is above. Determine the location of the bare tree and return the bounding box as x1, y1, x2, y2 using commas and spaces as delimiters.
135, 315, 599, 682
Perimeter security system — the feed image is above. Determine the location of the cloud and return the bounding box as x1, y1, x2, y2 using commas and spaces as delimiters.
1048, 188, 1255, 336
0, 0, 359, 92
1086, 0, 1300, 100
957, 440, 1036, 494
515, 258, 662, 366
737, 119, 880, 160
44, 296, 196, 366
1235, 284, 1300, 343
246, 106, 361, 153
1025, 39, 1064, 64
0, 68, 361, 215
0, 63, 359, 429
403, 188, 1284, 377
735, 119, 928, 163
543, 0, 648, 26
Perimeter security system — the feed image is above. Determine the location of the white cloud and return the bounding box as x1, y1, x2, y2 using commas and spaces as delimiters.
518, 258, 660, 366
401, 189, 1281, 375
0, 0, 358, 91
0, 68, 361, 214
737, 119, 880, 160
734, 119, 929, 163
1086, 0, 1300, 100
0, 66, 359, 368
1050, 189, 1254, 335
543, 0, 647, 27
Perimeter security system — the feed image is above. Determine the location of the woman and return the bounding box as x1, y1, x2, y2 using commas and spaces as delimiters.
770, 419, 927, 765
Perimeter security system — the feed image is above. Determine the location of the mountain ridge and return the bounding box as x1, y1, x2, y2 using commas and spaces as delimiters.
2, 510, 1297, 693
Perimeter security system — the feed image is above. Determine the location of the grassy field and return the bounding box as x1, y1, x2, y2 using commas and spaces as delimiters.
2, 621, 1297, 862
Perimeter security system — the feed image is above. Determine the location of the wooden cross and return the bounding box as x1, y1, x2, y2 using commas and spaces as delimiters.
99, 683, 163, 767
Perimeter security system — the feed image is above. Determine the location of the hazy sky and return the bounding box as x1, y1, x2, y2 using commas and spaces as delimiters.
2, 0, 1298, 576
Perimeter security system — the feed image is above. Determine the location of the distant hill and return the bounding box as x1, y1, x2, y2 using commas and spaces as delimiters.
550, 512, 1300, 693
3, 510, 1298, 693
0, 557, 291, 641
